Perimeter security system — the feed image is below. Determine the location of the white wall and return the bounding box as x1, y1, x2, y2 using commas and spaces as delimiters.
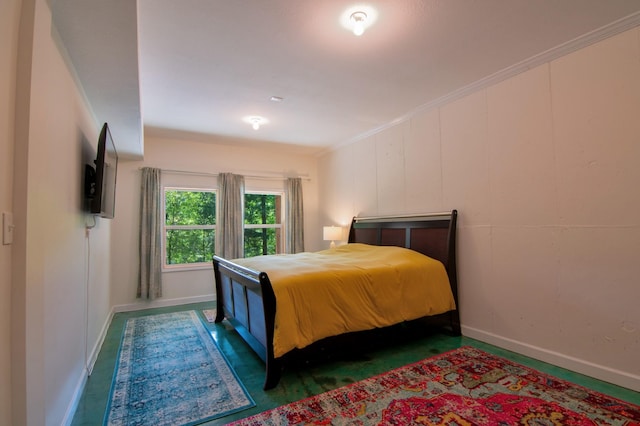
111, 136, 321, 310
318, 27, 640, 391
0, 0, 21, 424
10, 0, 113, 424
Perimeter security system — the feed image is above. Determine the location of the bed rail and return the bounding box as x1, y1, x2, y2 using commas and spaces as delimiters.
353, 211, 453, 223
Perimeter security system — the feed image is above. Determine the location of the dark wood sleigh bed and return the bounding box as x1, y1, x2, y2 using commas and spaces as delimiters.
213, 210, 460, 389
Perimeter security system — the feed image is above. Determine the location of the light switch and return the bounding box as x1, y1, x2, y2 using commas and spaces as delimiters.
3, 212, 14, 245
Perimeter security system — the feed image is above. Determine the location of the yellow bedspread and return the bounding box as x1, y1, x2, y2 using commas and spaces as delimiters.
231, 243, 456, 358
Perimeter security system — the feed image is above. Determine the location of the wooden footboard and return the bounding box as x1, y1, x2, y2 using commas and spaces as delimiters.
212, 256, 281, 389
213, 209, 460, 390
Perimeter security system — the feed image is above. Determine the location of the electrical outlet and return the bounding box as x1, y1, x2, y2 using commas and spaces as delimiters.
3, 212, 14, 245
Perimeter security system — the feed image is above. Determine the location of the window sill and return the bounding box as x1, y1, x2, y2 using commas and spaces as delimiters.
163, 263, 213, 273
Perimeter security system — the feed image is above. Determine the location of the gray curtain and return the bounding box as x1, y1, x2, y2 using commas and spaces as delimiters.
286, 177, 304, 253
216, 173, 245, 259
138, 167, 162, 300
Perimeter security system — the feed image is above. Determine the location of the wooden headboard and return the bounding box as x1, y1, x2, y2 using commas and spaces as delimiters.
348, 210, 458, 305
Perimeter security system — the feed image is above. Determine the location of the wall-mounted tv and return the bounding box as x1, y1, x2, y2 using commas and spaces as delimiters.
85, 123, 118, 218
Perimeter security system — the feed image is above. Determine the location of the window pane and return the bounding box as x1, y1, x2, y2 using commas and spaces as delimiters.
244, 228, 280, 257
244, 194, 281, 225
165, 190, 216, 225
166, 229, 215, 264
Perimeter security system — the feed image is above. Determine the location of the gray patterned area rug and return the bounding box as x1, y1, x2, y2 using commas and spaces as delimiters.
104, 310, 254, 425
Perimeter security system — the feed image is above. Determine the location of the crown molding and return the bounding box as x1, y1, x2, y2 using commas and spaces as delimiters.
322, 12, 640, 156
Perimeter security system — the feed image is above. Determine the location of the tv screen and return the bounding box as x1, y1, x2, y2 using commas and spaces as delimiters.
86, 123, 118, 218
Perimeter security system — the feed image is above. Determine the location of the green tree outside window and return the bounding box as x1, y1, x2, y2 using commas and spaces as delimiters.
164, 189, 216, 265
244, 193, 282, 257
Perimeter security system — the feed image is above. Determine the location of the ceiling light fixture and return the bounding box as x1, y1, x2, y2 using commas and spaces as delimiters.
350, 11, 368, 36
340, 6, 377, 37
243, 115, 268, 130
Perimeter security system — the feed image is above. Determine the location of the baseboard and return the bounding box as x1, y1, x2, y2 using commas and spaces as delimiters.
88, 309, 114, 373
112, 294, 215, 313
62, 373, 87, 426
62, 309, 114, 426
462, 325, 640, 393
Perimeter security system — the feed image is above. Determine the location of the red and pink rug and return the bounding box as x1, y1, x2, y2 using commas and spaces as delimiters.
229, 346, 640, 425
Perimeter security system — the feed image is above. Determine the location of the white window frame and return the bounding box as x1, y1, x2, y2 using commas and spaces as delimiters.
163, 186, 217, 271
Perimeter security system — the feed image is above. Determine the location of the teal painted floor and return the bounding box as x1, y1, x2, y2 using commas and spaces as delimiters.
71, 302, 640, 425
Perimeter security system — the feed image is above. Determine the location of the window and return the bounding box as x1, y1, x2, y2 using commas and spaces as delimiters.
244, 192, 283, 257
163, 188, 282, 265
164, 188, 216, 267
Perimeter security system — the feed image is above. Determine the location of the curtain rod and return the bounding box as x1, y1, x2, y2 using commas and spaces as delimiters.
139, 167, 311, 181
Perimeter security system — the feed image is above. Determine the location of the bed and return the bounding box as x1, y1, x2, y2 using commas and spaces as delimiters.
213, 210, 460, 389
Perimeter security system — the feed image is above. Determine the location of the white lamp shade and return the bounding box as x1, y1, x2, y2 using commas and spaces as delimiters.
323, 226, 342, 241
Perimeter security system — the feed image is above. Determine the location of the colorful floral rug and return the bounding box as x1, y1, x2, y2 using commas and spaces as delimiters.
229, 346, 640, 425
104, 311, 254, 425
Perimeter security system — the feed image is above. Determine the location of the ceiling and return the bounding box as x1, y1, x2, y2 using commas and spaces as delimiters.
53, 1, 640, 159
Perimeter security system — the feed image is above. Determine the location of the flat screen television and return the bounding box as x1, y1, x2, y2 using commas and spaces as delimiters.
85, 123, 118, 218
